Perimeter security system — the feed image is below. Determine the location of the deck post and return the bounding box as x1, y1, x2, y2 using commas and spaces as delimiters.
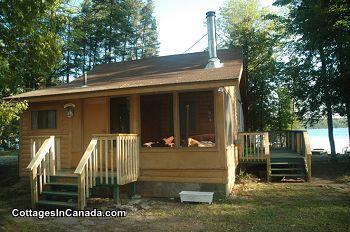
306, 153, 312, 182
113, 184, 120, 204
264, 132, 271, 182
131, 182, 137, 198
30, 170, 38, 209
266, 154, 271, 182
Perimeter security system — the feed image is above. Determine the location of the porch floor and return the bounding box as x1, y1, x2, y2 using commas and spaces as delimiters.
270, 148, 304, 159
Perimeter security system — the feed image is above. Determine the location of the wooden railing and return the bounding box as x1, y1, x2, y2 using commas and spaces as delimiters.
269, 130, 307, 153
27, 136, 57, 208
269, 130, 312, 180
74, 134, 139, 209
237, 132, 270, 162
30, 136, 61, 171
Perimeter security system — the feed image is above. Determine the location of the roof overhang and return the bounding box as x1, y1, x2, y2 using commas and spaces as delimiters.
6, 78, 239, 103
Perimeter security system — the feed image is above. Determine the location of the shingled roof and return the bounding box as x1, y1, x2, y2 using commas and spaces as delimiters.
7, 48, 243, 100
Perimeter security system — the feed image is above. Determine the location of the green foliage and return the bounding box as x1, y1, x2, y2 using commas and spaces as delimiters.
306, 118, 348, 129
0, 0, 65, 92
220, 0, 290, 131
270, 88, 294, 130
0, 101, 28, 148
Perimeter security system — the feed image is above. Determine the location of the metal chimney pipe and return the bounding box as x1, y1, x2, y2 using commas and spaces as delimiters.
83, 73, 88, 87
206, 11, 223, 69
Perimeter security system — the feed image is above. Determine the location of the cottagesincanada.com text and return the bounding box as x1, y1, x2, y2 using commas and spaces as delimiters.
12, 208, 127, 219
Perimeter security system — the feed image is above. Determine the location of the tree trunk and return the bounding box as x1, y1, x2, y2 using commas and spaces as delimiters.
347, 102, 350, 147
326, 101, 336, 157
319, 47, 336, 157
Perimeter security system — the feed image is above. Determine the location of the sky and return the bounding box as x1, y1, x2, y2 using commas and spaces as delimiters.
154, 0, 276, 56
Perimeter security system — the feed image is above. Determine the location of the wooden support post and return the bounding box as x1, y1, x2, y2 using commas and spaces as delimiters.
131, 182, 137, 198
30, 170, 38, 209
306, 153, 312, 182
77, 174, 84, 210
173, 92, 180, 147
266, 154, 271, 182
56, 138, 61, 171
264, 132, 271, 182
113, 184, 120, 204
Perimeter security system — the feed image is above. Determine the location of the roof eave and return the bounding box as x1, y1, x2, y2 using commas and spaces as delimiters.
7, 78, 240, 103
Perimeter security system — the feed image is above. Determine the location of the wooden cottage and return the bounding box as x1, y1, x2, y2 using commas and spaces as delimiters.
7, 12, 311, 209
9, 47, 244, 208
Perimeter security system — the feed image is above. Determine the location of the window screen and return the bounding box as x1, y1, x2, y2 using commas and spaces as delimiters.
179, 91, 215, 147
140, 94, 174, 147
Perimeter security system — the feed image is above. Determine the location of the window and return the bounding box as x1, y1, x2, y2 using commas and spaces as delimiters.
31, 110, 56, 129
140, 94, 174, 147
179, 91, 215, 147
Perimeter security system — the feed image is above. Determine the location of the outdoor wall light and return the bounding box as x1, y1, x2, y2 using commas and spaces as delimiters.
218, 87, 225, 93
64, 103, 75, 118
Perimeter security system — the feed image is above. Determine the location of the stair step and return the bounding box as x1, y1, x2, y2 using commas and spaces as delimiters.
37, 200, 77, 208
44, 182, 78, 192
270, 162, 304, 165
46, 182, 78, 187
50, 175, 77, 180
271, 168, 304, 171
270, 173, 305, 177
41, 191, 78, 197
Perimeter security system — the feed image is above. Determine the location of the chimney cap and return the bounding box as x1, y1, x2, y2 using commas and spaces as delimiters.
206, 11, 216, 18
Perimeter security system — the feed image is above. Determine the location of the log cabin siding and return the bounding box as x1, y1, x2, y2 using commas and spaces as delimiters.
19, 99, 87, 176
19, 101, 72, 176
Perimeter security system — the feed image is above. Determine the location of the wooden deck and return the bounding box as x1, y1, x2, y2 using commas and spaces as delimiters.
270, 148, 303, 159
238, 130, 312, 182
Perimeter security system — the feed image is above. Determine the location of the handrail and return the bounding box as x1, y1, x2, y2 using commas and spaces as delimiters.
74, 134, 139, 209
238, 132, 270, 162
74, 139, 98, 175
30, 136, 61, 170
27, 137, 54, 170
27, 136, 56, 208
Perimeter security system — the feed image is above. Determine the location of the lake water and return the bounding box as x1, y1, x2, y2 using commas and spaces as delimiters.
307, 128, 349, 154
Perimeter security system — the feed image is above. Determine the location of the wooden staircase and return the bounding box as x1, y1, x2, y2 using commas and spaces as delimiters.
269, 156, 307, 181
37, 174, 78, 209
28, 134, 140, 209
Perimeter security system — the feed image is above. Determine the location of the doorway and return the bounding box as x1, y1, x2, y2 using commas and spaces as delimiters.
110, 97, 130, 134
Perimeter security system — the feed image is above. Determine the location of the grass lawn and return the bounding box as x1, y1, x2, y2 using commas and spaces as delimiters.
0, 156, 349, 232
